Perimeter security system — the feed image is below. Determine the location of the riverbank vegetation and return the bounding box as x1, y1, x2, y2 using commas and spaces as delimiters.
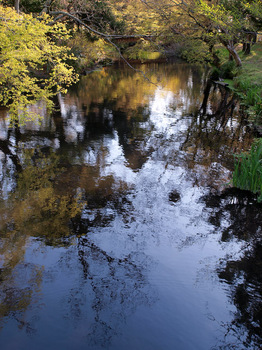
0, 5, 79, 124
1, 0, 262, 199
231, 44, 262, 127
233, 138, 262, 202
217, 42, 262, 201
1, 0, 261, 97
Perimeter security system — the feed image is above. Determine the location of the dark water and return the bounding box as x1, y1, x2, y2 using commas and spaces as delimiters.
0, 62, 262, 350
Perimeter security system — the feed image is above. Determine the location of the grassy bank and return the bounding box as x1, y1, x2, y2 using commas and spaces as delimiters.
219, 43, 262, 129
218, 42, 262, 201
234, 43, 262, 129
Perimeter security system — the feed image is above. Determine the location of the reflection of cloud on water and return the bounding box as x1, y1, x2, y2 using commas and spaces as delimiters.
150, 88, 176, 118
0, 63, 259, 350
60, 99, 85, 143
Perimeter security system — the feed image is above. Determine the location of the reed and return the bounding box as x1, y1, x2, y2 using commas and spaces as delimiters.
233, 139, 262, 202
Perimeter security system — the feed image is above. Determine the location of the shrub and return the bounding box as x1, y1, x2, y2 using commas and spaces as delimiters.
233, 139, 262, 202
219, 61, 238, 79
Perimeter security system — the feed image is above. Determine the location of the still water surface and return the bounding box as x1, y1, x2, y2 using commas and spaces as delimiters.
0, 63, 262, 349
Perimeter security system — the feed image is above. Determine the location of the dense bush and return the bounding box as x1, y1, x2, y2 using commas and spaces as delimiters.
233, 139, 262, 202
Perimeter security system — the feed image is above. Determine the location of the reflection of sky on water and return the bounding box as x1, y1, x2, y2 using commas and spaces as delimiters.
0, 63, 259, 350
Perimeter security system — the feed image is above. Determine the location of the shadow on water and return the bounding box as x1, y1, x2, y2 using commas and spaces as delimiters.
201, 188, 262, 349
0, 62, 261, 349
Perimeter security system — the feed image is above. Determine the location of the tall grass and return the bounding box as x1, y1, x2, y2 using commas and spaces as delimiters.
232, 78, 262, 121
233, 139, 262, 202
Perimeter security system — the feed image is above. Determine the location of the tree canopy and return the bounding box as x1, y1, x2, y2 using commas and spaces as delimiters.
0, 4, 78, 124
1, 0, 262, 124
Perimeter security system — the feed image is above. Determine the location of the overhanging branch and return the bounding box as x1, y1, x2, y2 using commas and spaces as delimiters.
48, 11, 156, 83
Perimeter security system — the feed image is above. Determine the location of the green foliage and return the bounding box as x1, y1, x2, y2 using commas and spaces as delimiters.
196, 0, 243, 40
219, 61, 238, 79
221, 43, 262, 126
180, 39, 212, 64
238, 82, 261, 105
20, 0, 46, 13
60, 0, 125, 34
124, 39, 162, 61
0, 5, 78, 125
216, 46, 230, 63
210, 67, 220, 80
90, 0, 125, 33
112, 0, 161, 35
233, 138, 262, 202
209, 49, 239, 80
233, 77, 262, 121
241, 0, 262, 29
68, 32, 118, 70
173, 0, 245, 66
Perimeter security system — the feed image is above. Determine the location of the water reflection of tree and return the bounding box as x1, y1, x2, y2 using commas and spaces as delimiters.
202, 188, 262, 349
0, 62, 257, 347
67, 63, 206, 118
60, 62, 208, 173
0, 149, 84, 243
0, 143, 147, 342
186, 85, 252, 162
61, 236, 157, 348
180, 83, 254, 190
0, 148, 85, 332
0, 123, 22, 183
0, 257, 43, 334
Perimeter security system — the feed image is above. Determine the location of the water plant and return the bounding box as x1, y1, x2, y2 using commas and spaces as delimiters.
233, 138, 262, 202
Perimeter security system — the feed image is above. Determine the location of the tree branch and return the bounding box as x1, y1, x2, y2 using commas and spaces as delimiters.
49, 11, 152, 40
48, 11, 156, 84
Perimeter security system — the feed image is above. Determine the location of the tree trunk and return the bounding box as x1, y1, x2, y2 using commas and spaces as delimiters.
244, 42, 251, 55
14, 0, 19, 13
209, 44, 220, 67
242, 32, 256, 55
226, 43, 242, 67
252, 32, 257, 44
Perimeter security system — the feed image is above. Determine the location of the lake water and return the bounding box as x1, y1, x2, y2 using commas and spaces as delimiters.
0, 62, 262, 350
